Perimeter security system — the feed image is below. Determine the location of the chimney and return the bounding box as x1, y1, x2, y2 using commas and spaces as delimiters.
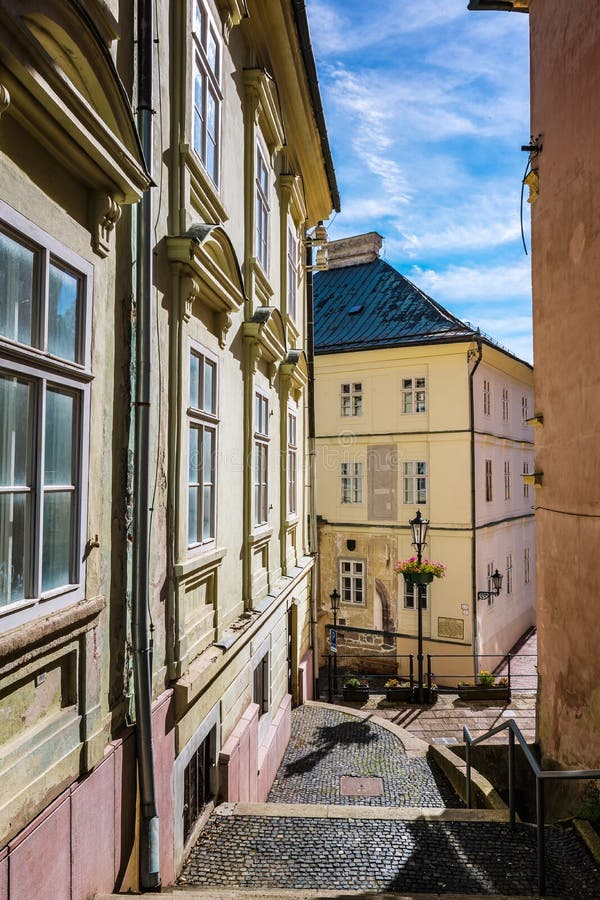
326, 232, 383, 270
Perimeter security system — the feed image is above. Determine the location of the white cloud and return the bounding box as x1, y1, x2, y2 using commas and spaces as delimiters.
405, 261, 531, 304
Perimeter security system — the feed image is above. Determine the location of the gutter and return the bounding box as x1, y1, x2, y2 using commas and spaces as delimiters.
132, 0, 160, 889
305, 234, 320, 699
468, 335, 483, 680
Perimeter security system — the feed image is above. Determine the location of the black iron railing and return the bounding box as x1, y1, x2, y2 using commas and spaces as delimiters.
427, 653, 538, 694
463, 718, 600, 894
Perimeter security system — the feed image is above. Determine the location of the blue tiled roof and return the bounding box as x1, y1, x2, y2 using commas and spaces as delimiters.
313, 258, 476, 354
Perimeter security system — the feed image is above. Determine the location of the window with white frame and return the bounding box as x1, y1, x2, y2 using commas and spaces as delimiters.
403, 461, 427, 505
340, 559, 364, 604
521, 394, 529, 423
404, 582, 428, 610
255, 145, 269, 271
340, 382, 362, 417
402, 377, 426, 414
192, 0, 222, 185
502, 387, 509, 421
254, 391, 269, 526
524, 547, 530, 584
252, 650, 270, 716
523, 461, 530, 498
287, 226, 298, 320
341, 462, 362, 504
188, 346, 218, 548
487, 561, 495, 605
483, 379, 491, 416
0, 207, 91, 615
287, 409, 297, 516
506, 553, 512, 596
504, 460, 511, 500
485, 459, 493, 502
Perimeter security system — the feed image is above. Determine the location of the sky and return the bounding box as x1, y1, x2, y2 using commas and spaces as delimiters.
306, 0, 533, 363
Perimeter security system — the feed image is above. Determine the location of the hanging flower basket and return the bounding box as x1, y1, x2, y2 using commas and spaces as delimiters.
394, 558, 446, 586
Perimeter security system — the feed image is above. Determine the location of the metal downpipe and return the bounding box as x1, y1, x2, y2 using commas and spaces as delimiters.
133, 0, 160, 889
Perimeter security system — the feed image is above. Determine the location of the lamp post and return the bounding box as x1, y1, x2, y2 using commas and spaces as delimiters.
477, 569, 503, 604
409, 510, 429, 703
330, 587, 341, 695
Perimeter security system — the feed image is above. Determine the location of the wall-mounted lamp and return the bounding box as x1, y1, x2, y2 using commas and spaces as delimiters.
305, 221, 329, 271
477, 569, 503, 603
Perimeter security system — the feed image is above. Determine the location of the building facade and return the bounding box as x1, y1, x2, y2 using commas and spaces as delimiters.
314, 234, 535, 684
0, 1, 337, 895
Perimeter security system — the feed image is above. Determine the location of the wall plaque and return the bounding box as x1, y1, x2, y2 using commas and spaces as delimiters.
438, 617, 464, 640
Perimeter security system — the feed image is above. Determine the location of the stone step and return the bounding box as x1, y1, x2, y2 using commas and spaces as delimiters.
214, 801, 511, 823
97, 892, 536, 899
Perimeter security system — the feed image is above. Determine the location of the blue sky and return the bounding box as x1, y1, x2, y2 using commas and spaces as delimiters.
306, 0, 533, 362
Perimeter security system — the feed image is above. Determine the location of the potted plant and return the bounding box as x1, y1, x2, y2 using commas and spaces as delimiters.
384, 678, 413, 701
343, 676, 369, 701
394, 557, 447, 585
457, 671, 511, 701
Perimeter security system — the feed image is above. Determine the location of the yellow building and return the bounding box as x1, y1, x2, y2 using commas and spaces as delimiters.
314, 234, 535, 688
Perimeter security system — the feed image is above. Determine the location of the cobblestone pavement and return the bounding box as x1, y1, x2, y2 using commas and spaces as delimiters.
179, 814, 600, 897
267, 705, 462, 808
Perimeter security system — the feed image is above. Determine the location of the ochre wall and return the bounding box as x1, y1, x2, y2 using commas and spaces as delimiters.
529, 0, 600, 769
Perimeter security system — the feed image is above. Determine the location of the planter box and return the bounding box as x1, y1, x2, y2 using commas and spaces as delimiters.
457, 686, 510, 702
384, 687, 413, 702
402, 572, 434, 586
343, 688, 369, 702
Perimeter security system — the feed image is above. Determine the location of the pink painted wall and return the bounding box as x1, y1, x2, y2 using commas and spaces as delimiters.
219, 694, 292, 804
1, 691, 176, 899
299, 649, 314, 702
529, 0, 600, 770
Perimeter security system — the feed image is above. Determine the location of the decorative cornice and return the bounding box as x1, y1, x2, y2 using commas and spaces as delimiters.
0, 82, 10, 117
243, 68, 285, 154
279, 349, 308, 400
217, 0, 246, 37
278, 173, 306, 225
243, 306, 286, 380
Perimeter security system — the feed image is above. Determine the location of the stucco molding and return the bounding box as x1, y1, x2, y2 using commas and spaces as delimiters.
90, 191, 122, 258
278, 173, 306, 226
0, 3, 150, 203
243, 307, 286, 382
279, 348, 308, 400
0, 594, 106, 678
182, 143, 229, 225
217, 0, 246, 37
0, 81, 9, 117
243, 69, 285, 155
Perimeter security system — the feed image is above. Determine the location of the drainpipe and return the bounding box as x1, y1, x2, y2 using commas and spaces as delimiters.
305, 233, 319, 697
132, 0, 160, 889
469, 334, 483, 680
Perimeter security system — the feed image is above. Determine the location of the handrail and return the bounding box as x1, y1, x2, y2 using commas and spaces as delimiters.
463, 718, 600, 894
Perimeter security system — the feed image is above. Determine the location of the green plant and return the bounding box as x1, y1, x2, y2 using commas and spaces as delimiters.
344, 676, 367, 689
478, 670, 495, 687
384, 678, 410, 689
394, 557, 446, 578
497, 677, 509, 687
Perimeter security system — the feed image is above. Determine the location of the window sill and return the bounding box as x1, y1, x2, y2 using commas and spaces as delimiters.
248, 527, 273, 548
182, 143, 229, 223
285, 516, 299, 530
174, 546, 227, 581
252, 258, 275, 306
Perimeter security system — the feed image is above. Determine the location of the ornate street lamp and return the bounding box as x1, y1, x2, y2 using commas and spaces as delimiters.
477, 569, 503, 603
409, 510, 429, 703
330, 587, 341, 695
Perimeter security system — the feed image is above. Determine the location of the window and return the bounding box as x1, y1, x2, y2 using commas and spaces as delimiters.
487, 561, 495, 606
287, 226, 298, 320
483, 379, 491, 416
254, 392, 269, 526
0, 207, 91, 616
402, 377, 427, 414
183, 732, 213, 843
340, 382, 362, 417
341, 462, 362, 504
255, 145, 269, 271
523, 461, 530, 499
502, 387, 509, 421
504, 460, 511, 500
253, 651, 269, 716
340, 559, 364, 604
188, 347, 217, 547
192, 0, 222, 185
403, 461, 427, 505
506, 554, 512, 596
485, 459, 493, 502
521, 394, 529, 423
524, 547, 530, 584
287, 410, 297, 516
404, 582, 428, 610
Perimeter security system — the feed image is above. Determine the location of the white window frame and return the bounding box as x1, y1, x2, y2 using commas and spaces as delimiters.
340, 462, 362, 504
339, 559, 365, 605
287, 224, 298, 321
504, 460, 511, 500
502, 387, 510, 422
254, 389, 269, 526
403, 582, 428, 610
483, 379, 491, 416
485, 459, 493, 502
506, 554, 512, 596
523, 461, 530, 498
403, 461, 427, 505
340, 382, 362, 417
255, 143, 270, 272
192, 0, 222, 186
521, 394, 529, 423
524, 547, 530, 585
287, 408, 297, 517
187, 342, 218, 550
401, 376, 427, 414
0, 201, 92, 627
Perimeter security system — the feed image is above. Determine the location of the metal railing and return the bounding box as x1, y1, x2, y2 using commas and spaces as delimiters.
464, 718, 600, 894
319, 653, 415, 702
427, 653, 538, 694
